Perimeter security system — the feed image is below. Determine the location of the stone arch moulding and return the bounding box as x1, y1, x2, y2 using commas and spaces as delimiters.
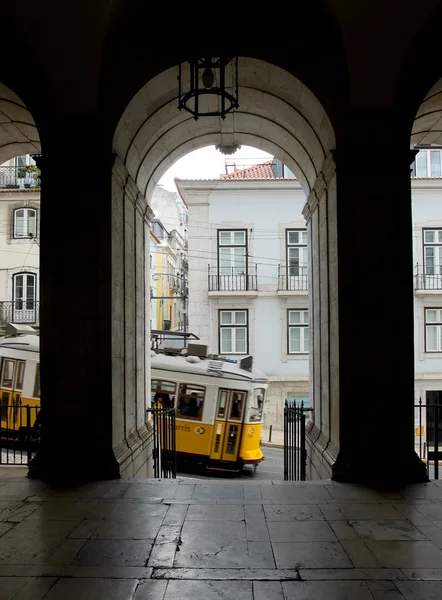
0, 83, 40, 164
111, 56, 339, 480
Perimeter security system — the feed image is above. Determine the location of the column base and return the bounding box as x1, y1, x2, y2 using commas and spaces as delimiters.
332, 451, 429, 487
27, 450, 121, 483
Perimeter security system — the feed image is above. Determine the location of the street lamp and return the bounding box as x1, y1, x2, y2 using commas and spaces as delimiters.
178, 56, 239, 120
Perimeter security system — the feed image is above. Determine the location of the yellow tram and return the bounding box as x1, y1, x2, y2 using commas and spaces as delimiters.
151, 344, 269, 473
0, 330, 40, 435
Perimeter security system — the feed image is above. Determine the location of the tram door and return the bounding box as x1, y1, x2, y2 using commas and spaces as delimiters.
210, 389, 246, 462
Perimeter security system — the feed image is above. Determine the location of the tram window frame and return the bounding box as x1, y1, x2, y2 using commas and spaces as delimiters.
229, 391, 246, 421
217, 389, 229, 418
250, 389, 265, 421
177, 383, 205, 421
151, 379, 176, 408
1, 359, 15, 389
15, 361, 25, 391
33, 363, 40, 398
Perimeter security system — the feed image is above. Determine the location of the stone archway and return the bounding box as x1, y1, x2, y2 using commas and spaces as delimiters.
111, 57, 338, 478
0, 83, 40, 162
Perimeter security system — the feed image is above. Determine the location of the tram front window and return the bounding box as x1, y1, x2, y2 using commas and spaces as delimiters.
250, 389, 265, 421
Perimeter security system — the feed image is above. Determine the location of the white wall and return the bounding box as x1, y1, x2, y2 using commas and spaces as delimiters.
0, 190, 40, 302
412, 180, 442, 382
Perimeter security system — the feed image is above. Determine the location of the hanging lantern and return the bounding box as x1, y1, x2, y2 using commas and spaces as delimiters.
178, 57, 239, 120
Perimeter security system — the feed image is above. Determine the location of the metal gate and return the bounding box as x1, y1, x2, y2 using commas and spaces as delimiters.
148, 404, 176, 478
415, 397, 442, 480
283, 400, 307, 481
0, 404, 40, 465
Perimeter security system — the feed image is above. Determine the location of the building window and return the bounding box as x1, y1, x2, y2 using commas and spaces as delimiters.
286, 229, 308, 277
412, 148, 442, 178
13, 208, 37, 238
288, 309, 309, 354
218, 230, 247, 275
219, 310, 248, 354
423, 229, 442, 276
425, 308, 442, 352
12, 273, 37, 323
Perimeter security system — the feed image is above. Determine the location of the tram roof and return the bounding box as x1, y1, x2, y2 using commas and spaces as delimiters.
0, 334, 40, 353
151, 351, 269, 383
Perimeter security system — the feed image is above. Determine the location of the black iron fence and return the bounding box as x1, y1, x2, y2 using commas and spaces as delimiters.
415, 398, 442, 480
208, 264, 258, 292
414, 264, 442, 290
278, 265, 309, 291
0, 404, 40, 465
0, 301, 40, 325
283, 400, 311, 480
147, 403, 176, 478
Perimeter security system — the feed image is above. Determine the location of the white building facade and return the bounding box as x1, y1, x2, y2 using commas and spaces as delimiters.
149, 187, 189, 331
412, 158, 442, 452
0, 156, 40, 333
176, 161, 309, 431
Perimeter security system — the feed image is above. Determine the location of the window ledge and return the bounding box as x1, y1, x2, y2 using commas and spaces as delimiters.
277, 290, 308, 297
209, 290, 258, 298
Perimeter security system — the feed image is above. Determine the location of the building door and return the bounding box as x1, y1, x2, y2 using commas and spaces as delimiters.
210, 389, 246, 462
13, 273, 36, 323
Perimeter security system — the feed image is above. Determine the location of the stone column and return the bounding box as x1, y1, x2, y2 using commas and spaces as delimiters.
111, 155, 154, 478
303, 154, 339, 479
305, 114, 427, 484
29, 117, 119, 481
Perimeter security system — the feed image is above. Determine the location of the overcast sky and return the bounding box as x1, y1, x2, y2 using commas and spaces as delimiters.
158, 145, 272, 192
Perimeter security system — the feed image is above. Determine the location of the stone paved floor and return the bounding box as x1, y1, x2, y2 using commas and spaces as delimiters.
2, 468, 442, 598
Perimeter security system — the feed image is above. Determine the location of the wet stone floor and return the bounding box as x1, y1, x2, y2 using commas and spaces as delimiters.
1, 469, 442, 598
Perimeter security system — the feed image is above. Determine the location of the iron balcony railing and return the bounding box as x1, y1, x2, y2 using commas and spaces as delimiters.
0, 166, 38, 189
414, 264, 442, 290
208, 264, 258, 292
278, 265, 309, 291
0, 301, 40, 325
415, 398, 442, 480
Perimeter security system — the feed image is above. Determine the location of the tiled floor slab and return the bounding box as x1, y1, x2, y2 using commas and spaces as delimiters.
267, 520, 337, 542
263, 504, 325, 521
43, 577, 139, 600
365, 540, 442, 568
163, 579, 253, 600
350, 519, 428, 541
396, 580, 442, 599
185, 504, 244, 520
71, 539, 154, 567
282, 580, 377, 599
272, 541, 353, 568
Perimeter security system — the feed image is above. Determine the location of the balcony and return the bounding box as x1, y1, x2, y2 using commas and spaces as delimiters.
208, 264, 258, 293
0, 301, 40, 326
414, 265, 442, 291
0, 166, 38, 189
278, 265, 309, 292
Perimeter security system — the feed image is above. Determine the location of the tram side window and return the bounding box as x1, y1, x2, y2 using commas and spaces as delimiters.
177, 384, 205, 420
250, 389, 265, 421
151, 379, 176, 408
1, 359, 15, 389
33, 364, 40, 398
15, 362, 25, 391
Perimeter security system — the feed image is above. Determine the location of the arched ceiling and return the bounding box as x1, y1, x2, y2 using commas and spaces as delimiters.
0, 83, 40, 164
412, 78, 442, 146
113, 58, 335, 199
